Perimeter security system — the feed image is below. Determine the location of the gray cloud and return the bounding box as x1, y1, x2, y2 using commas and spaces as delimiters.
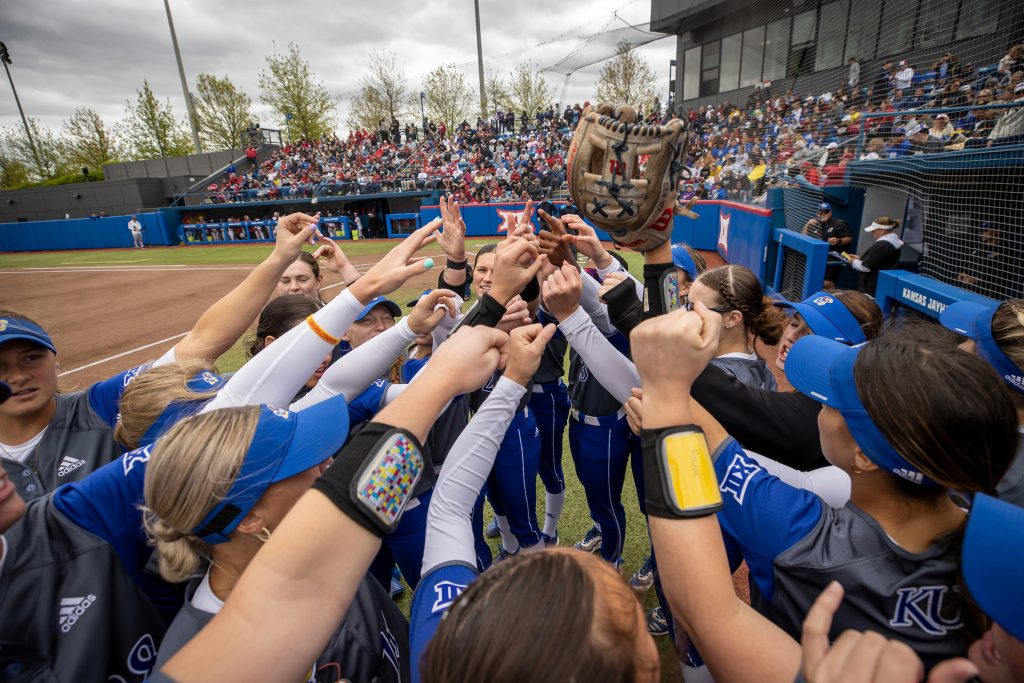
0, 0, 674, 134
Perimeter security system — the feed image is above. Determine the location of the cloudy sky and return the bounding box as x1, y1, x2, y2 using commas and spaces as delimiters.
0, 0, 675, 137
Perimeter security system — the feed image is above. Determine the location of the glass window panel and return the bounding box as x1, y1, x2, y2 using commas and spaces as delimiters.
720, 33, 742, 92
957, 0, 1000, 39
876, 0, 916, 58
792, 10, 817, 45
763, 18, 790, 81
844, 0, 882, 62
702, 41, 720, 69
916, 0, 955, 47
815, 1, 849, 71
740, 26, 765, 87
683, 46, 701, 100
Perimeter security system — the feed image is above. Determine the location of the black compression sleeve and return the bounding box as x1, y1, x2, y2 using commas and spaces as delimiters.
603, 276, 643, 335
450, 293, 507, 333
642, 262, 678, 320
520, 275, 540, 302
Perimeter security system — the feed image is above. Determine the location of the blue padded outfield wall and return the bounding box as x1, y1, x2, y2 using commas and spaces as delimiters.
0, 212, 175, 252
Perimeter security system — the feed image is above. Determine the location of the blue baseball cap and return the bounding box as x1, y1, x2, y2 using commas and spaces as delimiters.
940, 301, 1024, 394
140, 371, 227, 447
192, 394, 350, 544
0, 381, 10, 404
355, 296, 401, 322
0, 317, 56, 353
406, 289, 432, 308
671, 244, 699, 281
963, 493, 1024, 641
785, 336, 937, 487
776, 292, 867, 345
818, 202, 832, 212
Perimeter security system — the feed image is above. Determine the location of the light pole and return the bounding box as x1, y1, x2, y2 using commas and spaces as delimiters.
162, 0, 203, 154
474, 0, 487, 121
420, 91, 427, 133
0, 42, 43, 174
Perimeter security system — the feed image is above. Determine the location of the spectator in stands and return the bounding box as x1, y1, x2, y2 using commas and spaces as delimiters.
842, 216, 903, 295
846, 57, 860, 90
871, 61, 893, 106
958, 222, 1022, 300
929, 113, 956, 141
998, 44, 1023, 77
893, 61, 915, 94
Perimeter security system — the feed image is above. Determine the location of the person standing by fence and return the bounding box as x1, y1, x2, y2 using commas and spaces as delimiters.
128, 215, 144, 249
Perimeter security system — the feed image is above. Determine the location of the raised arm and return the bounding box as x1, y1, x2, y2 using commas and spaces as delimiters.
173, 213, 319, 363
160, 325, 511, 683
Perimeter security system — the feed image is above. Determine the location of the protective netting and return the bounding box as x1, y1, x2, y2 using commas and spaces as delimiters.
540, 16, 667, 76
674, 0, 1024, 301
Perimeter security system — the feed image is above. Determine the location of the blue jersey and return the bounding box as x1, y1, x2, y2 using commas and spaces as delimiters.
86, 364, 148, 429
348, 378, 392, 428
713, 438, 965, 668
409, 562, 478, 683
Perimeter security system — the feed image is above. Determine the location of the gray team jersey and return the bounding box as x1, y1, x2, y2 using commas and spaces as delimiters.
714, 439, 966, 670
710, 355, 778, 391
2, 371, 135, 502
996, 435, 1024, 506
0, 497, 165, 682
155, 574, 409, 682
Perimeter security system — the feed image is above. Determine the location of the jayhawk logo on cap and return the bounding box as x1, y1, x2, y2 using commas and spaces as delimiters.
0, 320, 7, 332
813, 296, 835, 306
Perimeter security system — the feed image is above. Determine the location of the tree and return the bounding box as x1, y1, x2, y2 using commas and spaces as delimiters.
485, 70, 512, 113
0, 135, 30, 189
595, 39, 657, 113
259, 42, 337, 141
0, 119, 68, 181
61, 108, 122, 171
194, 73, 253, 150
423, 64, 475, 132
345, 49, 411, 133
505, 63, 554, 117
120, 80, 194, 159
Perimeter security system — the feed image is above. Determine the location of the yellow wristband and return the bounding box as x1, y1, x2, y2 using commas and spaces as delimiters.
306, 315, 340, 346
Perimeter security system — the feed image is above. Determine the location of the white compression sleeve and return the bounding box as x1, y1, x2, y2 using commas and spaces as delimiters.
745, 451, 851, 508
557, 306, 640, 405
431, 294, 464, 352
851, 258, 870, 273
290, 317, 417, 411
597, 259, 644, 299
422, 376, 526, 573
580, 270, 615, 335
202, 288, 365, 412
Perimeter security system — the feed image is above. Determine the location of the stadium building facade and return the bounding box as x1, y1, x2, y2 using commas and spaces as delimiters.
651, 0, 1024, 112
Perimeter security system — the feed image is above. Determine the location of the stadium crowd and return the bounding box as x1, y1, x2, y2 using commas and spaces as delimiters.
197, 44, 1024, 209
2, 204, 1023, 683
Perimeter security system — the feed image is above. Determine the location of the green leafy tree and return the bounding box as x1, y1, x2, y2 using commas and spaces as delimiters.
0, 119, 68, 181
345, 49, 412, 133
61, 108, 122, 171
423, 64, 475, 132
120, 80, 194, 159
0, 134, 31, 188
595, 39, 657, 112
485, 69, 512, 114
259, 43, 336, 140
194, 73, 253, 150
505, 62, 553, 117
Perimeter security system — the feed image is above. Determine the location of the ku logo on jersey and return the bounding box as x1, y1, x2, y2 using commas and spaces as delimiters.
719, 451, 762, 505
889, 586, 962, 636
432, 580, 467, 614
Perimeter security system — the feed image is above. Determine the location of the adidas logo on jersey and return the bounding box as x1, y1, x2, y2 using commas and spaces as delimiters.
57, 456, 86, 477
58, 594, 96, 632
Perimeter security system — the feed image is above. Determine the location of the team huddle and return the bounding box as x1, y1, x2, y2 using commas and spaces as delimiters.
1, 103, 1022, 683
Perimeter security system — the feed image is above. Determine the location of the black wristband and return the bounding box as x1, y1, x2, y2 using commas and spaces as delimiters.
445, 257, 468, 270
449, 293, 507, 335
642, 262, 681, 320
603, 276, 643, 335
641, 426, 723, 519
313, 422, 426, 536
520, 275, 541, 302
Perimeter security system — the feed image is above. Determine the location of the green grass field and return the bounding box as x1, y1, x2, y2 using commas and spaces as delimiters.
2, 240, 681, 679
